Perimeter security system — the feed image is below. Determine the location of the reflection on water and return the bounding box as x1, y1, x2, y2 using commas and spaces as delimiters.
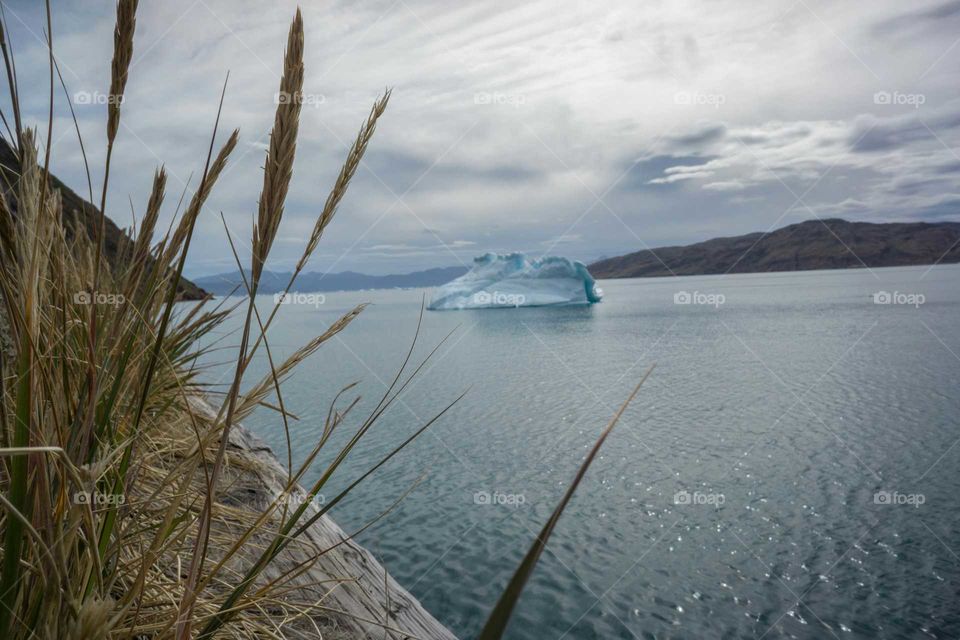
196, 264, 960, 639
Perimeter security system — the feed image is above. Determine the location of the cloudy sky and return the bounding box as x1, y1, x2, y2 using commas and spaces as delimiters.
4, 0, 960, 276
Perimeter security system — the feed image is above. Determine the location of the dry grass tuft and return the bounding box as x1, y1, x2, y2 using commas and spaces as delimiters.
107, 0, 137, 144
253, 8, 304, 286
0, 5, 458, 639
0, 5, 649, 640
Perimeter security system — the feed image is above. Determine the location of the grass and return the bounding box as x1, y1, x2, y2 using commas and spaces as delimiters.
0, 4, 652, 639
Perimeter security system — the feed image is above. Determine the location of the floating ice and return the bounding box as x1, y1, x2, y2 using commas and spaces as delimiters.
427, 253, 603, 310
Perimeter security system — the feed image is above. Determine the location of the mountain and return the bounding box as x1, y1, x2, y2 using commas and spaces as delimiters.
193, 266, 469, 296
0, 139, 208, 300
589, 219, 960, 279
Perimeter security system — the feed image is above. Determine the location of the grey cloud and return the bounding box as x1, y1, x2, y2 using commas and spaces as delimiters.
363, 149, 544, 194
890, 176, 953, 196
849, 106, 960, 152
3, 0, 958, 276
667, 123, 727, 147
872, 0, 960, 36
915, 196, 960, 219
935, 160, 960, 174
737, 133, 770, 145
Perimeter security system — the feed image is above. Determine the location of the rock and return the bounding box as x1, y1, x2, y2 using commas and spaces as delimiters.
188, 396, 457, 640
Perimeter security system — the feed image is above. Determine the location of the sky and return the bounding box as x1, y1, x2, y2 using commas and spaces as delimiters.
3, 0, 960, 277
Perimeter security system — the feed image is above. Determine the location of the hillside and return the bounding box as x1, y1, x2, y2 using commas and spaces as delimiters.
0, 139, 208, 300
194, 265, 469, 295
589, 218, 960, 278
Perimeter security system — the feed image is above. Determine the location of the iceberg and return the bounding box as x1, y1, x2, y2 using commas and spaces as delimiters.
427, 253, 603, 310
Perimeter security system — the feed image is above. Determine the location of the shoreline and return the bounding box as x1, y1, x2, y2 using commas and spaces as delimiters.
188, 396, 457, 639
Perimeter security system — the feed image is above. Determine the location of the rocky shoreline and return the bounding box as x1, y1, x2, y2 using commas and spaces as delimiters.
189, 396, 457, 639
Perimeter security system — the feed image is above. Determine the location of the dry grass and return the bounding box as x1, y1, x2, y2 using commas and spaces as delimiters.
0, 5, 652, 639
0, 4, 463, 639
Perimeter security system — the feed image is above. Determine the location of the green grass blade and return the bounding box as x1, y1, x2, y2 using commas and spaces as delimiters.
477, 365, 655, 640
0, 343, 34, 635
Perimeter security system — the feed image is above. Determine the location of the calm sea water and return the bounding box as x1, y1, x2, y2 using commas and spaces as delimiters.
195, 264, 960, 639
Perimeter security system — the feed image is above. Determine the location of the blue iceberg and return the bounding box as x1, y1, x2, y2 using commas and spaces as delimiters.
427, 253, 603, 310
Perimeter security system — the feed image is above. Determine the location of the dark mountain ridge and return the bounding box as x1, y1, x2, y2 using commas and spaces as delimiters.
0, 139, 207, 300
193, 265, 469, 296
589, 218, 960, 279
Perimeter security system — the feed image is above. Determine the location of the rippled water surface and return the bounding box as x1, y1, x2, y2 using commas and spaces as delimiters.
197, 265, 960, 639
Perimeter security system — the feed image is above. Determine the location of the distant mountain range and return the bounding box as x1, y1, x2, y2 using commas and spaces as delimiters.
193, 218, 960, 296
589, 219, 960, 279
192, 266, 469, 295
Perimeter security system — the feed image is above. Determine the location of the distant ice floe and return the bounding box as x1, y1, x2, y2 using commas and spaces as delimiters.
427, 253, 603, 310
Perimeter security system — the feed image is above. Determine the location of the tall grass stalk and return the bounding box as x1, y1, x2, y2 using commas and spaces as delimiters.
0, 5, 654, 639
0, 6, 463, 639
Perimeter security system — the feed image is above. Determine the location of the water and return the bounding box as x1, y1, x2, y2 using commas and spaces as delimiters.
195, 264, 960, 639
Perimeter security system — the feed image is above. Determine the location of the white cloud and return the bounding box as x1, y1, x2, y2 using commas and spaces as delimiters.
703, 180, 746, 191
